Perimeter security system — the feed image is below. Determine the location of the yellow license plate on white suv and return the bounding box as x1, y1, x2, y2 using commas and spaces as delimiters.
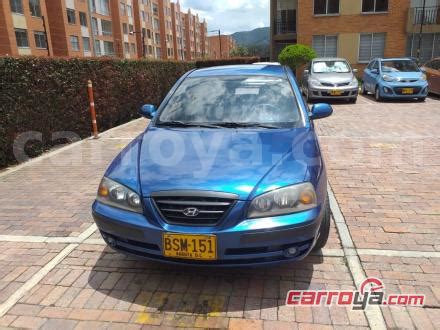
330, 90, 342, 96
163, 233, 217, 260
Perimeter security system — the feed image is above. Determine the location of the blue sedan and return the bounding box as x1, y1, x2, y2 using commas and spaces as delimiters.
92, 64, 333, 266
361, 58, 429, 101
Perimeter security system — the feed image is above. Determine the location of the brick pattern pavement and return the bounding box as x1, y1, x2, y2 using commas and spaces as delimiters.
316, 96, 440, 252
0, 96, 439, 329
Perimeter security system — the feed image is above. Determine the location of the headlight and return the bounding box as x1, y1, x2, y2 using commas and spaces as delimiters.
421, 74, 427, 81
349, 77, 359, 87
97, 177, 142, 213
382, 74, 397, 82
309, 78, 321, 87
248, 183, 317, 219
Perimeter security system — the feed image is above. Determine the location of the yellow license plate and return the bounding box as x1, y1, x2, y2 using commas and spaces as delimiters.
330, 90, 342, 96
163, 233, 217, 260
402, 88, 414, 94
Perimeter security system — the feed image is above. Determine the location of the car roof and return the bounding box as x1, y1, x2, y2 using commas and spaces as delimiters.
376, 57, 415, 61
188, 64, 287, 78
312, 57, 348, 62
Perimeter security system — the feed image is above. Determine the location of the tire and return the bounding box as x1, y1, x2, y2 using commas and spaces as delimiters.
418, 97, 426, 102
313, 196, 331, 251
375, 87, 382, 102
361, 83, 367, 95
349, 97, 357, 104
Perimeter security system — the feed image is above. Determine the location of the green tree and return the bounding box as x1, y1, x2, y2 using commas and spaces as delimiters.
278, 44, 316, 70
230, 46, 250, 57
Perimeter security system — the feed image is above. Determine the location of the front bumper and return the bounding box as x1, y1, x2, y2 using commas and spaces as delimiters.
92, 201, 324, 266
308, 85, 359, 99
379, 81, 429, 99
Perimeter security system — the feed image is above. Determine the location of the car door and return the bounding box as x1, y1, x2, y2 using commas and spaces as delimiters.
363, 60, 377, 93
302, 62, 312, 91
427, 60, 440, 94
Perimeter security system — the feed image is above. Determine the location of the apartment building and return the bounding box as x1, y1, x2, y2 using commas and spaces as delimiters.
1, 0, 211, 60
0, 0, 52, 56
208, 34, 236, 59
270, 0, 440, 69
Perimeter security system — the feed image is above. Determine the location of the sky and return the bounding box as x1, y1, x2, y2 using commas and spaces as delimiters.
179, 0, 269, 35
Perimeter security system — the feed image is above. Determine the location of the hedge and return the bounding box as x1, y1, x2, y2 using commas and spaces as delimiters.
0, 56, 260, 168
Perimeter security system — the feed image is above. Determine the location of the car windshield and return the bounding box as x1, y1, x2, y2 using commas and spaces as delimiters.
157, 75, 303, 128
312, 61, 351, 73
381, 60, 420, 73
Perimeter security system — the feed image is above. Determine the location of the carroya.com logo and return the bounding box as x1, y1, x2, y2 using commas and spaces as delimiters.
286, 278, 425, 310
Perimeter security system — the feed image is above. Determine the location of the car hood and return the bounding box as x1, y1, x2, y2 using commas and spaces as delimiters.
312, 72, 354, 84
136, 127, 321, 200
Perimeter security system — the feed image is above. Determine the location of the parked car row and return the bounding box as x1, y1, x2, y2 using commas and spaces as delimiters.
301, 57, 440, 103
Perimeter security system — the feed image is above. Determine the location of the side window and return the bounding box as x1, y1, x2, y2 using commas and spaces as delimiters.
371, 60, 379, 71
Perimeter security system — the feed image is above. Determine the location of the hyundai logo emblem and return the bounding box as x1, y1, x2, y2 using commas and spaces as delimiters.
183, 207, 200, 217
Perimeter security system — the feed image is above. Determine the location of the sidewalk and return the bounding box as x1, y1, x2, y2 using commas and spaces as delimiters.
0, 95, 438, 329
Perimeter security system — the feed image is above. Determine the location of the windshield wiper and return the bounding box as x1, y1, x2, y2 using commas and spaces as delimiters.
156, 121, 222, 129
211, 122, 279, 129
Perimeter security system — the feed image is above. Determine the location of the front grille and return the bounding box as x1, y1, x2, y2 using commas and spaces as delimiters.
152, 191, 237, 226
320, 82, 350, 87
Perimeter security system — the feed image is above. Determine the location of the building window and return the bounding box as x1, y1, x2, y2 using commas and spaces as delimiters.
70, 35, 80, 51
152, 3, 158, 16
124, 42, 130, 54
10, 0, 23, 14
92, 17, 98, 35
153, 18, 159, 30
359, 33, 386, 62
127, 5, 132, 17
94, 40, 101, 56
120, 2, 126, 15
82, 37, 90, 52
103, 41, 114, 55
79, 12, 87, 27
122, 23, 128, 34
147, 29, 151, 39
67, 9, 76, 24
314, 0, 339, 15
155, 32, 161, 44
406, 33, 440, 63
15, 28, 29, 47
29, 0, 41, 17
130, 43, 136, 54
34, 31, 46, 48
101, 19, 112, 36
129, 24, 134, 33
362, 0, 388, 13
312, 35, 338, 57
92, 0, 110, 16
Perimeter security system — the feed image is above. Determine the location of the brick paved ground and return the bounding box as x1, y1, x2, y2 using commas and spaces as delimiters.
0, 95, 438, 329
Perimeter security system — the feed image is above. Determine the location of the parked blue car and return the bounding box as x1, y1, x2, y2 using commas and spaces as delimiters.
92, 64, 333, 266
361, 58, 429, 101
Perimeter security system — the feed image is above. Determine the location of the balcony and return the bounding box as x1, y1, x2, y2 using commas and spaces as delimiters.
274, 19, 296, 35
407, 6, 440, 33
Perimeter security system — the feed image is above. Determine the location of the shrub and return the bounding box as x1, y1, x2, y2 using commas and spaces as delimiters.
0, 57, 195, 168
278, 44, 316, 70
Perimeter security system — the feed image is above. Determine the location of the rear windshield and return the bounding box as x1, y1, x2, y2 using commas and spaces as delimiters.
158, 76, 303, 128
313, 61, 351, 73
381, 60, 420, 73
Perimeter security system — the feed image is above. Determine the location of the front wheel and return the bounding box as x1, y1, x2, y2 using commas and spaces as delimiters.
313, 196, 330, 251
375, 87, 382, 102
418, 97, 426, 102
361, 83, 367, 95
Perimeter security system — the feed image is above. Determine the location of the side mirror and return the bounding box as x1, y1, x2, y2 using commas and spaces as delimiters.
352, 68, 358, 73
310, 103, 333, 120
304, 69, 309, 74
140, 104, 157, 119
